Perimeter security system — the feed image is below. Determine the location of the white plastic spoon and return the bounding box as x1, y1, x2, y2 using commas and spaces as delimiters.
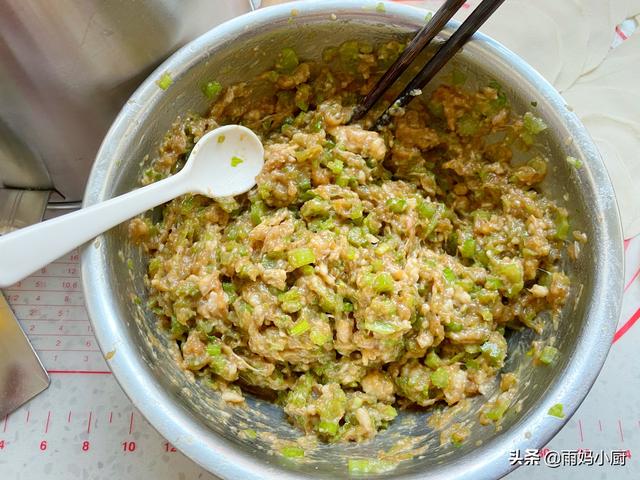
0, 125, 264, 288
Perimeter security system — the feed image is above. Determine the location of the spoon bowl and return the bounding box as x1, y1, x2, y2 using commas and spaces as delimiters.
185, 125, 264, 198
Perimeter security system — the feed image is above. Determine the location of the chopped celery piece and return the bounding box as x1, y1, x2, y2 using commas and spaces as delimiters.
202, 80, 222, 99
373, 272, 394, 293
375, 2, 386, 13
318, 420, 339, 436
446, 322, 463, 333
425, 351, 441, 369
386, 198, 407, 213
443, 267, 457, 283
566, 156, 583, 169
301, 197, 331, 218
347, 227, 369, 247
481, 341, 505, 365
523, 112, 547, 135
486, 400, 509, 421
493, 261, 524, 298
288, 247, 316, 269
326, 159, 344, 174
539, 346, 559, 365
279, 289, 303, 313
555, 213, 570, 240
299, 265, 314, 276
280, 445, 305, 458
485, 276, 503, 290
230, 156, 244, 167
206, 342, 222, 357
275, 48, 299, 73
242, 428, 257, 439
460, 238, 476, 258
548, 403, 565, 418
417, 200, 436, 219
310, 329, 332, 346
157, 72, 173, 90
250, 200, 268, 225
430, 367, 449, 388
289, 318, 310, 336
364, 320, 399, 335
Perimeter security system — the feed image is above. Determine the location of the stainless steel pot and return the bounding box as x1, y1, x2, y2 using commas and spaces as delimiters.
81, 1, 624, 479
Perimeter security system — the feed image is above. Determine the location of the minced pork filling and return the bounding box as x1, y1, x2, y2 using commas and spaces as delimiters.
130, 41, 571, 443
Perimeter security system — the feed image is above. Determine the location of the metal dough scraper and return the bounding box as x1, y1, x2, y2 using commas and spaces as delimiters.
0, 293, 49, 417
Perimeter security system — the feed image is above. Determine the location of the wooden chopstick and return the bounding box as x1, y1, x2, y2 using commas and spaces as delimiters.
351, 0, 466, 122
356, 0, 506, 128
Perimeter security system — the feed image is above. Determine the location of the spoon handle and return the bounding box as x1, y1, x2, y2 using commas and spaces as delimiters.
0, 173, 187, 287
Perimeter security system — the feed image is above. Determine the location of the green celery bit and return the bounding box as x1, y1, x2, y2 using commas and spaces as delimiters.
318, 420, 338, 436
493, 261, 524, 298
301, 197, 331, 219
364, 320, 399, 335
230, 156, 244, 167
523, 112, 547, 135
430, 367, 449, 388
460, 238, 476, 258
373, 272, 394, 293
375, 2, 386, 13
170, 317, 187, 338
242, 428, 257, 439
548, 403, 565, 418
386, 197, 407, 213
319, 292, 342, 314
250, 200, 268, 225
347, 227, 369, 247
486, 400, 509, 421
348, 458, 396, 475
206, 342, 222, 357
417, 200, 436, 219
288, 318, 310, 336
288, 247, 316, 269
310, 329, 332, 346
157, 72, 172, 90
343, 301, 354, 313
279, 288, 303, 313
280, 445, 305, 458
148, 257, 162, 276
554, 212, 570, 240
566, 156, 583, 169
275, 48, 299, 73
326, 159, 344, 174
481, 341, 504, 365
443, 267, 457, 283
425, 351, 441, 369
202, 80, 222, 99
375, 242, 391, 256
539, 346, 559, 365
299, 265, 314, 276
485, 276, 503, 290
446, 322, 463, 333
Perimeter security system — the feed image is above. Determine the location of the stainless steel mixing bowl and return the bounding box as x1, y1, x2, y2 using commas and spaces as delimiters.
81, 1, 624, 478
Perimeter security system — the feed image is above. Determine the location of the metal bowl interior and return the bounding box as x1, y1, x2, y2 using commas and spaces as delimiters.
81, 1, 623, 479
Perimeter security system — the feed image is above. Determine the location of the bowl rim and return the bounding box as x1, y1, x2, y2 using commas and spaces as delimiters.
81, 1, 624, 479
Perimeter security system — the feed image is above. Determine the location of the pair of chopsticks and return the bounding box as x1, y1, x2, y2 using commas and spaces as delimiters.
352, 0, 506, 127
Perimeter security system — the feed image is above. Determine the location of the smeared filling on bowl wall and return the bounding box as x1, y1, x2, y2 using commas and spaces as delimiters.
130, 41, 579, 445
